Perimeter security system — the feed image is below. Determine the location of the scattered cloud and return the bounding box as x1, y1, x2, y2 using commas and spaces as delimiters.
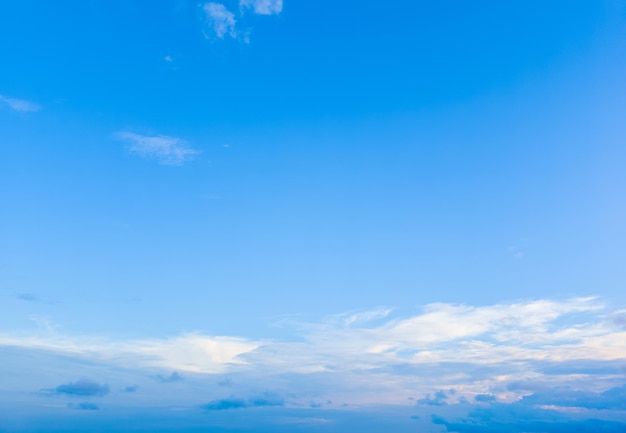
71, 402, 99, 411
342, 308, 392, 326
203, 2, 237, 39
202, 391, 284, 410
520, 385, 626, 411
0, 94, 41, 112
164, 55, 173, 62
16, 293, 38, 302
218, 377, 234, 387
27, 315, 59, 333
202, 0, 283, 41
4, 297, 626, 410
156, 372, 184, 383
116, 132, 199, 165
475, 394, 497, 402
417, 390, 449, 406
43, 379, 110, 397
240, 0, 283, 15
432, 386, 626, 433
433, 413, 626, 433
203, 396, 247, 410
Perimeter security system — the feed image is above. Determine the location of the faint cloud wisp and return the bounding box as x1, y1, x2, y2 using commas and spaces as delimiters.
116, 132, 199, 165
202, 0, 283, 40
0, 94, 41, 112
204, 2, 237, 39
240, 0, 283, 15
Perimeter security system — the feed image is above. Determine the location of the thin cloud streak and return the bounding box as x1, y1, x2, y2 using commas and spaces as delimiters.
116, 131, 199, 165
0, 95, 41, 112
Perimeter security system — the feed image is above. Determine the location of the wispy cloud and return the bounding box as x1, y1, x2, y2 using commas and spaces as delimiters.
204, 2, 237, 39
3, 298, 626, 408
240, 0, 283, 15
0, 95, 41, 112
116, 132, 199, 165
0, 333, 262, 374
202, 1, 283, 40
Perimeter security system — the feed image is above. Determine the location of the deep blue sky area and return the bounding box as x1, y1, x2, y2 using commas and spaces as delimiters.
1, 1, 626, 432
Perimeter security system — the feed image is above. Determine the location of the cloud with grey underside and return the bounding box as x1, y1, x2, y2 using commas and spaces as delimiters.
69, 402, 99, 410
155, 372, 184, 383
431, 385, 626, 433
41, 379, 109, 397
417, 389, 450, 406
202, 391, 284, 410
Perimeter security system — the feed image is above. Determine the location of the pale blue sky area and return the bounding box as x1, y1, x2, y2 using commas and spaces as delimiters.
1, 1, 626, 431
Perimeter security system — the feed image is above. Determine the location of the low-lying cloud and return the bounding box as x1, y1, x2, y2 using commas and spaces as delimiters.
3, 297, 625, 409
203, 391, 285, 410
432, 385, 626, 433
43, 379, 110, 397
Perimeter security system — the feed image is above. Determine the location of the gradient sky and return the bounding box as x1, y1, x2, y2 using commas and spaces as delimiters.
1, 1, 626, 432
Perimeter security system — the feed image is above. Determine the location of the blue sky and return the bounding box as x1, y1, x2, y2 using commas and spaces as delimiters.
1, 1, 626, 431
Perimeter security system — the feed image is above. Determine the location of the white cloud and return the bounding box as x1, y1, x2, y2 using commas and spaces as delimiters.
0, 95, 41, 112
204, 2, 237, 39
116, 131, 199, 165
342, 308, 393, 326
2, 297, 626, 406
0, 333, 260, 374
240, 0, 283, 15
201, 1, 282, 42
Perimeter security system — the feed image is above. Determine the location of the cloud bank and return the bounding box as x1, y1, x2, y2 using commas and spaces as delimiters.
2, 297, 625, 413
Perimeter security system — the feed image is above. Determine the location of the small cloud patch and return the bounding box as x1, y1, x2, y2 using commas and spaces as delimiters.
69, 402, 99, 411
203, 391, 284, 411
156, 372, 184, 383
0, 94, 41, 112
43, 379, 109, 397
204, 3, 237, 39
417, 390, 448, 406
240, 0, 283, 15
16, 293, 38, 302
116, 132, 199, 165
